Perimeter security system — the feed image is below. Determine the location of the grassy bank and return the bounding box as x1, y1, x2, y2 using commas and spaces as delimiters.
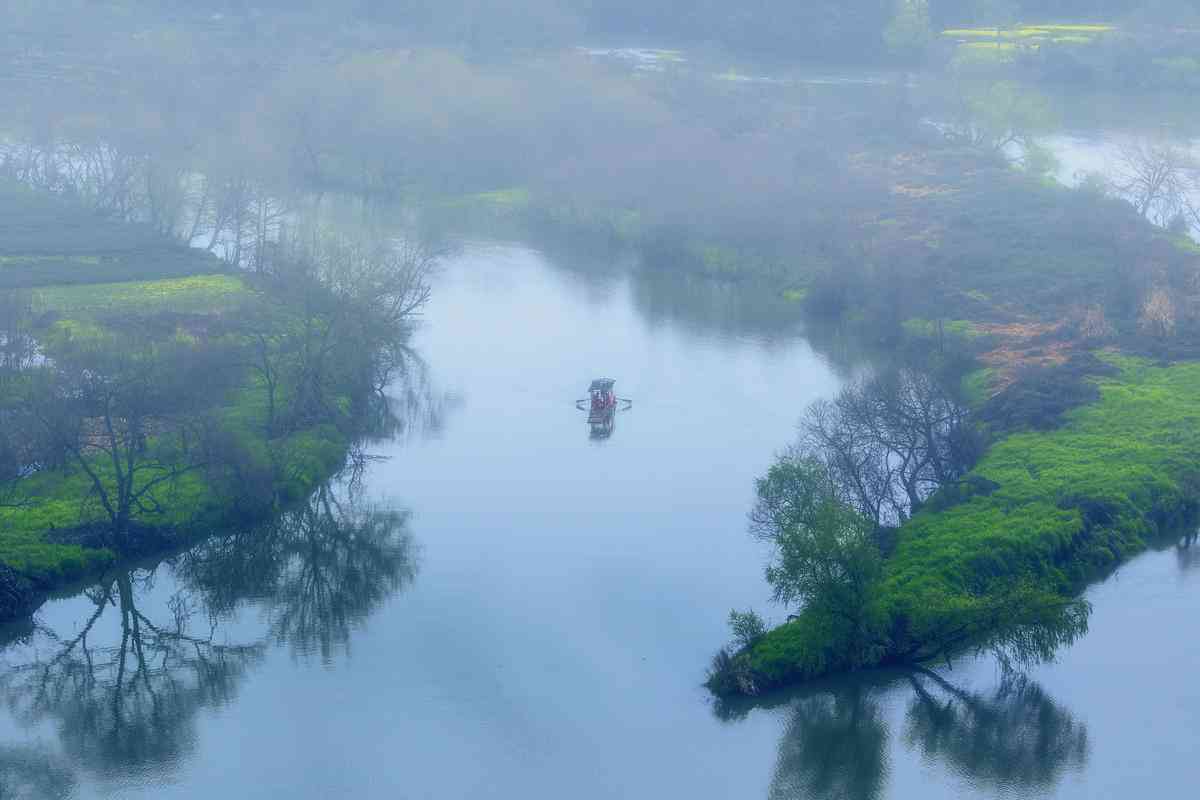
0, 405, 348, 587
0, 188, 359, 620
736, 356, 1200, 690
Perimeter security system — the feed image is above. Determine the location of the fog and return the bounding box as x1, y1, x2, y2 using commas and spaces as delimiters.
3, 2, 1200, 798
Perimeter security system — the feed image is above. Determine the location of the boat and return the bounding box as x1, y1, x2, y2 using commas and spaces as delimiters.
575, 378, 632, 440
585, 378, 618, 423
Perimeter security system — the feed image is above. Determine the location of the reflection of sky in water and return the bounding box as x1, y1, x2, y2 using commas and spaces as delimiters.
1041, 133, 1200, 235
1042, 132, 1200, 186
2, 244, 1199, 799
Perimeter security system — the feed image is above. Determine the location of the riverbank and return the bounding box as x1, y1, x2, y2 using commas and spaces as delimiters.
686, 156, 1200, 692
432, 129, 1200, 694
719, 356, 1200, 693
0, 186, 367, 622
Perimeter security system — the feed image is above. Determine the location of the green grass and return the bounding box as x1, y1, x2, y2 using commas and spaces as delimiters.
2, 349, 349, 588
33, 274, 250, 316
943, 22, 1114, 66
0, 250, 221, 289
944, 28, 1050, 40
1, 388, 349, 585
437, 186, 531, 211
882, 356, 1197, 627
746, 357, 1200, 685
1031, 24, 1115, 33
943, 24, 1113, 40
961, 367, 997, 408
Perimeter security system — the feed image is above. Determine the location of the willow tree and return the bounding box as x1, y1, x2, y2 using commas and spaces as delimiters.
750, 454, 886, 663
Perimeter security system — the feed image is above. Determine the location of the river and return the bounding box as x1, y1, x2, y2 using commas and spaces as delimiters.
2, 244, 1199, 799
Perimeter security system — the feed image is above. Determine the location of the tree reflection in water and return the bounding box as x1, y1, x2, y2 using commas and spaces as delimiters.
176, 485, 417, 661
716, 665, 1088, 800
365, 344, 459, 447
0, 483, 417, 779
0, 568, 264, 776
903, 669, 1088, 793
0, 744, 76, 799
768, 679, 889, 800
1176, 528, 1200, 573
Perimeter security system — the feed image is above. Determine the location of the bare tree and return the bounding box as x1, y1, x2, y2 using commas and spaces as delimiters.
943, 81, 1055, 158
23, 331, 232, 541
0, 570, 263, 776
801, 369, 975, 527
264, 231, 440, 427
199, 173, 290, 270
1113, 140, 1199, 228
1138, 286, 1177, 339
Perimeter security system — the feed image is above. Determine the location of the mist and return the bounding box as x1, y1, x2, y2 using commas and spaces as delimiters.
2, 2, 1200, 798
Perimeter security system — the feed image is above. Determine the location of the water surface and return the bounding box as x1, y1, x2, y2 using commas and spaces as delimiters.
2, 244, 1198, 799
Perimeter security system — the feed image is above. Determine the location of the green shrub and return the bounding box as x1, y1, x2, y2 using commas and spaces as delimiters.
727, 609, 768, 650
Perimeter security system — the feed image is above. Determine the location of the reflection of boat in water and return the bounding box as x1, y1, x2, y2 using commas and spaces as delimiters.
590, 412, 616, 440
576, 378, 632, 440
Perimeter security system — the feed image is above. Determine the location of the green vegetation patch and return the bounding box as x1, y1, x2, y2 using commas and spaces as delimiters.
0, 249, 223, 290
902, 317, 982, 341
0, 410, 348, 585
943, 24, 1114, 41
944, 28, 1051, 40
34, 274, 250, 316
439, 187, 531, 211
747, 357, 1200, 684
883, 356, 1198, 622
960, 367, 997, 408
943, 23, 1114, 66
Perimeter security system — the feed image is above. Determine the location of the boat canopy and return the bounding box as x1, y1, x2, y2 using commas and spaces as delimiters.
589, 379, 615, 392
